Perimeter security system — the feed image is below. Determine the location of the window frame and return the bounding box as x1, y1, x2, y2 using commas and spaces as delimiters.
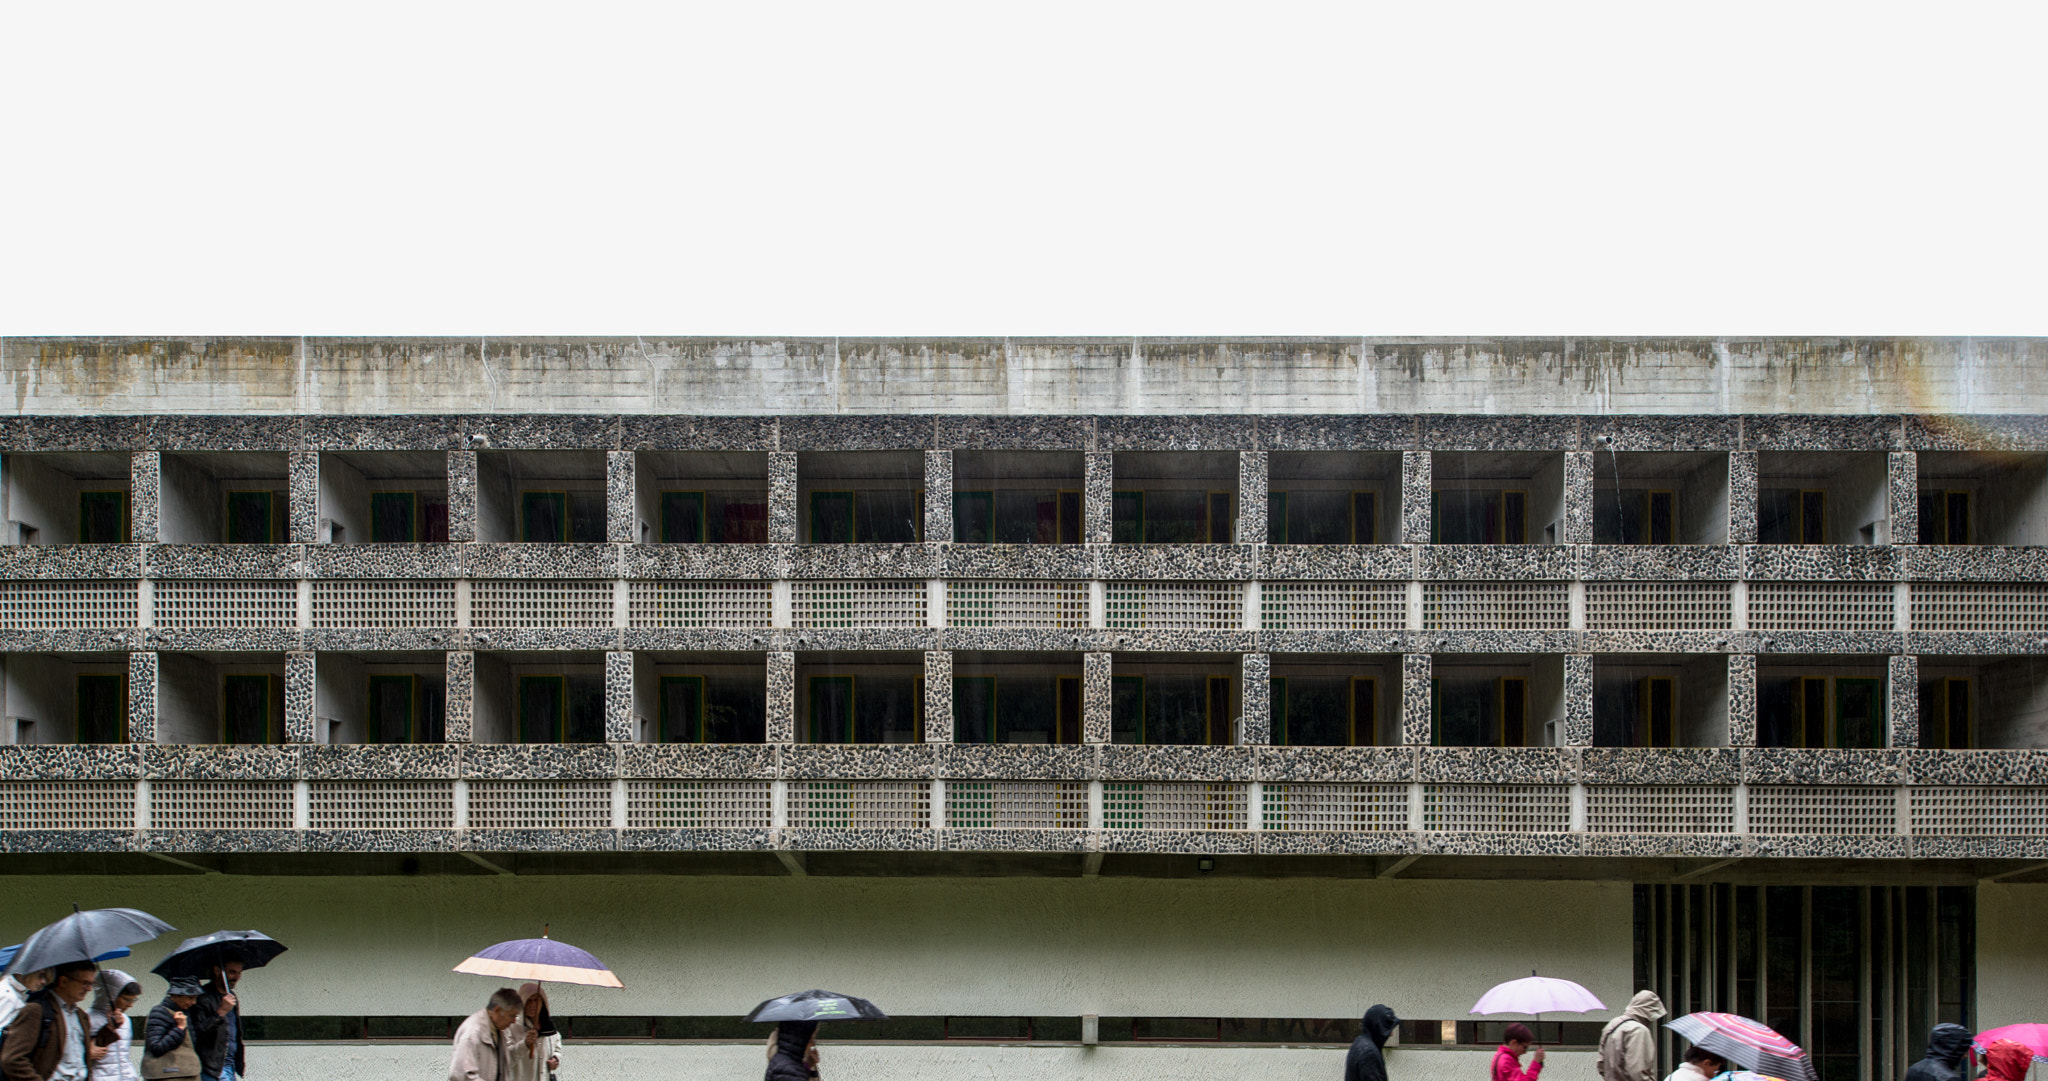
368, 491, 419, 543
224, 490, 278, 544
658, 674, 705, 743
660, 490, 706, 543
807, 675, 856, 744
953, 675, 997, 744
74, 673, 127, 744
220, 673, 280, 744
77, 490, 130, 544
365, 674, 417, 744
1636, 676, 1676, 748
519, 490, 570, 543
517, 674, 567, 744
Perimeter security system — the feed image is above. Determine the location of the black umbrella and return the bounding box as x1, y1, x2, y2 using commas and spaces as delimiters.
746, 989, 889, 1024
151, 930, 288, 981
4, 907, 175, 976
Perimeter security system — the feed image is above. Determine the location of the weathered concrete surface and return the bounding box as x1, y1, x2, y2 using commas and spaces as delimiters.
4, 337, 2044, 416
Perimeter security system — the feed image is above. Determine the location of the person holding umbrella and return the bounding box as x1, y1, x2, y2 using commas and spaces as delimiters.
84, 970, 141, 1081
505, 985, 558, 1081
746, 991, 888, 1081
764, 1020, 820, 1081
1664, 1046, 1728, 1081
1494, 1022, 1545, 1081
150, 930, 287, 1081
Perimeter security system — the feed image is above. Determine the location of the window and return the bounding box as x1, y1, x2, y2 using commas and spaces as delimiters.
367, 492, 447, 542
654, 675, 764, 742
1919, 677, 1972, 749
954, 489, 1078, 544
1432, 491, 1526, 544
1917, 491, 1970, 545
366, 675, 443, 743
1637, 676, 1675, 748
77, 492, 128, 543
808, 491, 922, 544
1110, 491, 1231, 544
1268, 491, 1377, 544
1431, 676, 1528, 746
520, 491, 604, 543
660, 491, 769, 543
954, 676, 996, 743
1760, 675, 1884, 748
1760, 489, 1826, 544
75, 674, 125, 743
805, 675, 921, 743
1109, 674, 1233, 745
1592, 490, 1677, 545
222, 674, 282, 744
517, 675, 604, 744
948, 675, 1079, 745
224, 491, 282, 544
1269, 676, 1375, 746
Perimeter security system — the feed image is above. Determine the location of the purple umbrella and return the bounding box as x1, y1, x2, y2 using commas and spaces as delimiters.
454, 927, 622, 989
1470, 973, 1607, 1018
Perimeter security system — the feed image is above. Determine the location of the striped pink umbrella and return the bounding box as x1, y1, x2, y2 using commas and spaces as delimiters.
1666, 1012, 1816, 1081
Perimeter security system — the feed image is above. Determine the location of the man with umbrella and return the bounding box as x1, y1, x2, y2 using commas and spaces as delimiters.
153, 931, 286, 1081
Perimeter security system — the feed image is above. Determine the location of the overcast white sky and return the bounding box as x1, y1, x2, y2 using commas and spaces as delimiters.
1, 2, 2042, 336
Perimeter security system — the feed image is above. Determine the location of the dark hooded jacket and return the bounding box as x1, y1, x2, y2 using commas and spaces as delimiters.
1904, 1024, 1976, 1081
764, 1020, 819, 1081
1344, 1005, 1401, 1081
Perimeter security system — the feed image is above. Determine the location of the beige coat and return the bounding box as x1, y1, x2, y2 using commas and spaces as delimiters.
447, 1010, 512, 1081
1596, 990, 1667, 1081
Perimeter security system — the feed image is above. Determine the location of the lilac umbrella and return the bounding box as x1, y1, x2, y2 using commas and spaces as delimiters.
1470, 974, 1607, 1018
454, 928, 622, 988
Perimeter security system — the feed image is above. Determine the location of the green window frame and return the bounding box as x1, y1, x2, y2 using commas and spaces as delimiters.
808, 675, 855, 743
366, 675, 416, 744
953, 491, 995, 545
1268, 491, 1288, 544
518, 675, 566, 744
75, 674, 126, 744
369, 492, 418, 543
1112, 490, 1145, 543
225, 490, 276, 544
78, 491, 129, 544
659, 675, 705, 743
954, 676, 996, 744
520, 491, 569, 542
808, 491, 856, 544
661, 491, 707, 543
222, 674, 279, 744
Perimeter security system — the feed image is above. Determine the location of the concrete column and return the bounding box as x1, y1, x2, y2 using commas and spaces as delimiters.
1402, 652, 1433, 746
924, 450, 952, 544
1083, 452, 1113, 545
1889, 452, 1919, 546
1889, 654, 1919, 748
1083, 651, 1112, 743
1727, 653, 1756, 747
288, 451, 320, 545
606, 451, 638, 545
129, 452, 160, 543
604, 650, 636, 742
768, 452, 798, 544
1237, 451, 1268, 546
1400, 451, 1431, 544
1727, 451, 1758, 546
1562, 654, 1593, 746
766, 650, 796, 743
284, 651, 316, 742
126, 651, 158, 743
1563, 451, 1594, 545
1237, 652, 1270, 745
444, 650, 474, 743
923, 650, 953, 743
446, 451, 479, 543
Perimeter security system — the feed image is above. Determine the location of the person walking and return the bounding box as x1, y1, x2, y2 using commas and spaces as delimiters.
84, 972, 140, 1081
1981, 1039, 2030, 1081
1662, 1046, 1726, 1081
764, 1020, 820, 1081
447, 989, 519, 1081
1493, 1023, 1545, 1081
504, 985, 558, 1081
0, 971, 50, 1035
1595, 991, 1667, 1081
187, 964, 243, 1081
1903, 1024, 1975, 1081
141, 979, 203, 1079
0, 960, 107, 1081
1344, 1005, 1401, 1081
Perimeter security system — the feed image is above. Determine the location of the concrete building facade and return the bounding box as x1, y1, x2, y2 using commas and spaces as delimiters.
2, 337, 2046, 1081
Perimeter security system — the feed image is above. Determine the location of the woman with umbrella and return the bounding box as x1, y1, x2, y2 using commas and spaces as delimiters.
748, 990, 887, 1081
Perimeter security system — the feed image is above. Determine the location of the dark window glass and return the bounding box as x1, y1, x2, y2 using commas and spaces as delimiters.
1945, 492, 1969, 545
1112, 491, 1145, 543
1268, 491, 1289, 543
1142, 675, 1210, 745
1056, 677, 1082, 745
223, 674, 274, 744
225, 491, 274, 544
954, 676, 995, 744
854, 490, 919, 543
1800, 490, 1826, 543
1834, 678, 1882, 749
520, 492, 567, 542
1280, 490, 1352, 545
1432, 678, 1495, 746
421, 499, 449, 542
990, 490, 1060, 544
809, 491, 855, 543
1207, 492, 1232, 543
703, 676, 765, 743
996, 676, 1057, 745
367, 675, 414, 743
660, 676, 703, 742
1943, 679, 1971, 749
1759, 676, 1799, 747
370, 492, 417, 543
1276, 677, 1348, 746
1140, 490, 1206, 544
713, 494, 769, 543
416, 677, 445, 743
661, 492, 705, 543
1501, 491, 1527, 543
1918, 492, 1940, 544
1057, 491, 1082, 544
565, 674, 604, 742
1759, 489, 1798, 544
75, 675, 125, 743
1352, 491, 1376, 543
78, 491, 128, 543
1648, 491, 1675, 544
953, 491, 994, 544
567, 491, 605, 542
1644, 677, 1674, 747
853, 675, 919, 743
518, 677, 563, 743
808, 676, 853, 742
1500, 677, 1527, 745
1432, 490, 1501, 544
1801, 678, 1828, 748
1109, 675, 1144, 744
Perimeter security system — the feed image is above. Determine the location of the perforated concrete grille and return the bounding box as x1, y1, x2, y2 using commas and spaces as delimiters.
1260, 582, 1408, 632
0, 782, 135, 829
947, 581, 1090, 630
1423, 582, 1570, 631
1585, 786, 1736, 834
1748, 786, 1898, 836
1101, 782, 1247, 830
1104, 582, 1243, 631
1911, 583, 2048, 633
1584, 582, 1734, 631
150, 781, 293, 830
470, 580, 615, 629
466, 781, 613, 829
309, 580, 457, 628
627, 581, 773, 629
1260, 784, 1408, 831
0, 581, 139, 631
1908, 787, 2048, 836
945, 780, 1089, 828
624, 780, 773, 829
154, 580, 297, 630
1422, 785, 1572, 833
1747, 582, 1896, 632
306, 781, 456, 829
784, 780, 931, 829
790, 581, 928, 629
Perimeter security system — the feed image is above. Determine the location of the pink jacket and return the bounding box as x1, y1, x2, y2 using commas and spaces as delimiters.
1494, 1045, 1544, 1081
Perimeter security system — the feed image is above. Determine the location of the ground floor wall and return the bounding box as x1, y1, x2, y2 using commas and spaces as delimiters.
1979, 884, 2048, 1029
